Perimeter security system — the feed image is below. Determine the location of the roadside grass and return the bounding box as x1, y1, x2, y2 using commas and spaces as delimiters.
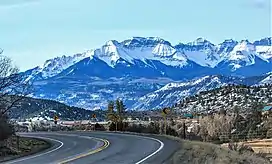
162, 135, 270, 164
171, 140, 270, 164
0, 136, 51, 163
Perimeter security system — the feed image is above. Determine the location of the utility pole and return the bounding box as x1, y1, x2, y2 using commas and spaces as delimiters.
92, 114, 96, 131
159, 120, 163, 134
164, 115, 167, 135
115, 115, 118, 131
183, 121, 186, 139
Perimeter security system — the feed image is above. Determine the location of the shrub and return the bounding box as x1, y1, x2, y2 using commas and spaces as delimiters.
227, 142, 254, 154
108, 122, 116, 131
144, 122, 160, 134
266, 128, 272, 138
125, 123, 144, 133
166, 125, 178, 136
0, 115, 14, 141
94, 123, 106, 131
109, 121, 128, 131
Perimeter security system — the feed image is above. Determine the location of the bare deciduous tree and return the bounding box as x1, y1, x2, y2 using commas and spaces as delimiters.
199, 113, 235, 141
0, 50, 32, 117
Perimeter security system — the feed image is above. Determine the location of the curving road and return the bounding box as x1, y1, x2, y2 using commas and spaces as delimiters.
3, 131, 180, 164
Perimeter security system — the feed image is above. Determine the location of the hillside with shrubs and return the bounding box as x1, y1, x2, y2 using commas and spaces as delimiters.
174, 84, 272, 114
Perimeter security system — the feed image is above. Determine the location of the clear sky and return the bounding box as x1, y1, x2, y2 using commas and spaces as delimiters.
0, 0, 271, 71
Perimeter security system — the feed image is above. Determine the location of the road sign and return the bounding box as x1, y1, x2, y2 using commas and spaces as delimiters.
54, 115, 58, 121
54, 115, 58, 124
92, 114, 96, 118
162, 108, 171, 115
161, 108, 172, 134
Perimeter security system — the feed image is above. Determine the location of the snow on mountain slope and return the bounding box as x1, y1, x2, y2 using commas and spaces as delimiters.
131, 74, 272, 110
132, 75, 244, 110
259, 73, 272, 85
175, 38, 220, 67
32, 77, 166, 110
217, 39, 238, 55
92, 40, 134, 67
182, 51, 219, 68
254, 37, 272, 60
219, 40, 269, 71
228, 40, 256, 62
107, 37, 189, 67
173, 84, 272, 114
29, 74, 270, 111
24, 52, 92, 81
71, 37, 189, 70
40, 52, 92, 77
256, 46, 272, 60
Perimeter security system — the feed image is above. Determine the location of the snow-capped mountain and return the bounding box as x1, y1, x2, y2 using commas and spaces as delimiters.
23, 52, 92, 81
20, 36, 272, 110
254, 37, 272, 60
174, 38, 220, 67
23, 37, 272, 81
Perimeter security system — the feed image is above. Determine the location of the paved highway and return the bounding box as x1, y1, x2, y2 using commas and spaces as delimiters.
3, 131, 180, 164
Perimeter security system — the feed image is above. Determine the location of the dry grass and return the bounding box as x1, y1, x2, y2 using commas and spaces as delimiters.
171, 140, 271, 164
0, 136, 51, 162
161, 135, 271, 164
244, 139, 272, 157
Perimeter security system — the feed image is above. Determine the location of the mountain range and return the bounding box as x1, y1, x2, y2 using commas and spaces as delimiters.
20, 37, 272, 110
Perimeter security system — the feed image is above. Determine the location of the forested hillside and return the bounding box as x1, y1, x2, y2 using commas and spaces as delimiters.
7, 96, 106, 120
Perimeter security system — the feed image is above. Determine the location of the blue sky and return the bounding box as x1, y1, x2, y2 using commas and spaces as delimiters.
0, 0, 271, 71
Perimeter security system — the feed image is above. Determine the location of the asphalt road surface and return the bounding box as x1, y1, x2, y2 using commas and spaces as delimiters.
3, 131, 180, 164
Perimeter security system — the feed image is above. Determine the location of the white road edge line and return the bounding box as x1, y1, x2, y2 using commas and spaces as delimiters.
4, 136, 64, 164
135, 136, 164, 164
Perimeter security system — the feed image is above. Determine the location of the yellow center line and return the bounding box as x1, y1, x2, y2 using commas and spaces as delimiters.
58, 138, 110, 164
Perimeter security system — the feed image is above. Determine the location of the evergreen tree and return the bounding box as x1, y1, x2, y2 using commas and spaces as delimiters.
107, 101, 119, 131
116, 99, 121, 115
119, 100, 126, 114
108, 101, 114, 113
